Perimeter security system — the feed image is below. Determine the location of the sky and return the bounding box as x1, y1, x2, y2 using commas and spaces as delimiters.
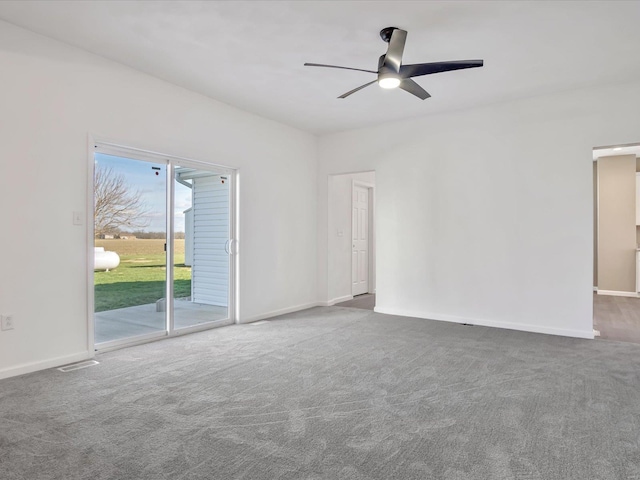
95, 153, 193, 233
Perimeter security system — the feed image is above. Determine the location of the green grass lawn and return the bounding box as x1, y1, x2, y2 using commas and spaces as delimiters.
94, 239, 191, 312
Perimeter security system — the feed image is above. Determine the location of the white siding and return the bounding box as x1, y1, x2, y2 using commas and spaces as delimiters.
192, 175, 229, 306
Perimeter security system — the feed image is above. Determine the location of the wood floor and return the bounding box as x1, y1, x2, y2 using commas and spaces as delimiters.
594, 292, 640, 344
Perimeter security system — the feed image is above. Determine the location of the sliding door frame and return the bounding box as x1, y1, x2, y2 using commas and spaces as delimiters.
87, 136, 238, 353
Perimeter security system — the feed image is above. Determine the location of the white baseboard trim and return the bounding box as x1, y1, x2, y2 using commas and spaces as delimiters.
317, 295, 354, 307
373, 306, 594, 340
596, 290, 638, 298
593, 286, 598, 292
0, 350, 93, 381
1, 303, 324, 379
334, 294, 354, 305
238, 301, 320, 324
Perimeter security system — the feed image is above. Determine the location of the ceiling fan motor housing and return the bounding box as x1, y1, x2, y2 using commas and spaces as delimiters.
379, 26, 398, 43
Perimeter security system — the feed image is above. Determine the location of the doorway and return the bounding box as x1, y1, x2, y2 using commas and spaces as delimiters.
593, 143, 640, 343
352, 182, 373, 297
90, 142, 237, 350
327, 171, 375, 308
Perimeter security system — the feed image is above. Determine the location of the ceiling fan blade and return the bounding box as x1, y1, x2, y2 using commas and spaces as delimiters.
382, 29, 407, 73
400, 60, 483, 78
338, 80, 378, 99
399, 79, 431, 100
304, 63, 377, 74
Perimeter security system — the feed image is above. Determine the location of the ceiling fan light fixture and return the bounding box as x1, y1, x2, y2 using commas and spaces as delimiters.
378, 75, 401, 89
304, 26, 483, 100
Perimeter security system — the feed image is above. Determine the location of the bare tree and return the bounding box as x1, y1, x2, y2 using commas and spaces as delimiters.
94, 166, 150, 237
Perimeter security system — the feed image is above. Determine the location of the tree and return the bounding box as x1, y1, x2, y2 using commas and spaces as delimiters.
94, 166, 150, 237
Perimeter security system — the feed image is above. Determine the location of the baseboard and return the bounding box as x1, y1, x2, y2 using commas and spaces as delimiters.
373, 306, 594, 340
596, 290, 638, 298
334, 294, 354, 304
593, 286, 598, 292
316, 295, 354, 307
238, 301, 320, 324
0, 350, 93, 381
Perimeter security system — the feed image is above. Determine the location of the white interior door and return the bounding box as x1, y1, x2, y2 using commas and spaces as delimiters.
352, 185, 369, 296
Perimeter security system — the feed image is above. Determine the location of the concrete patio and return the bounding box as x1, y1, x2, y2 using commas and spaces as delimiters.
95, 299, 227, 344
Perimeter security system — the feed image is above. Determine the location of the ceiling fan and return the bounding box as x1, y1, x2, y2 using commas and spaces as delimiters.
305, 27, 483, 100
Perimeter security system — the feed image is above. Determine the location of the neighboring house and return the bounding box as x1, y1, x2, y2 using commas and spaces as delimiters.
176, 168, 229, 307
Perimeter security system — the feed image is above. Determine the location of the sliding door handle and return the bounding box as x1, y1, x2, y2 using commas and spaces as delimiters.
225, 239, 238, 254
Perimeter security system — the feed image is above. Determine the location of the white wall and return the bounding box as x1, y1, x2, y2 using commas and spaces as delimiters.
327, 171, 375, 303
318, 80, 640, 339
0, 21, 317, 378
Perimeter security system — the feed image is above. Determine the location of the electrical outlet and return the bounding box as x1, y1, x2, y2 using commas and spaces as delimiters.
1, 315, 14, 331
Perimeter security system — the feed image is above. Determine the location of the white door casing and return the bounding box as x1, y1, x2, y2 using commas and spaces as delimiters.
352, 184, 369, 296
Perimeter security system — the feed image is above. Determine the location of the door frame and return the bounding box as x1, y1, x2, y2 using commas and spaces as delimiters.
86, 135, 239, 353
351, 180, 375, 295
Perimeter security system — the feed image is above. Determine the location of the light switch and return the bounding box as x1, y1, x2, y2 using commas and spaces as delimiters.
73, 211, 83, 226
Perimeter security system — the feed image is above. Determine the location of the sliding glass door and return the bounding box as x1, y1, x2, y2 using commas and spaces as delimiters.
92, 144, 235, 349
93, 153, 167, 345
173, 167, 231, 330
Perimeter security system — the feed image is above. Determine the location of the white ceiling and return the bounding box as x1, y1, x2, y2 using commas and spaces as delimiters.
1, 1, 639, 134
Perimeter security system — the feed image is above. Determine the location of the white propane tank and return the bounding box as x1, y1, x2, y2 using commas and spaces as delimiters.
94, 247, 120, 271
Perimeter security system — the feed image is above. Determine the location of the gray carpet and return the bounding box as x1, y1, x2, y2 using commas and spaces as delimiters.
1, 307, 640, 480
335, 294, 375, 310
